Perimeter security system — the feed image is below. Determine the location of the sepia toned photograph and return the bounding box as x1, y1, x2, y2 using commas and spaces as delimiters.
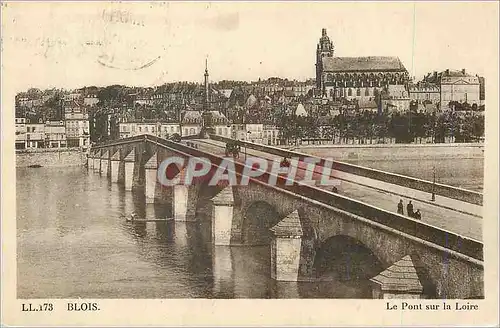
1, 1, 499, 326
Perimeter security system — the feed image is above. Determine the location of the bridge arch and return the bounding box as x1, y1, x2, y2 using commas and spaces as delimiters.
241, 200, 280, 246
196, 184, 224, 221
313, 234, 383, 281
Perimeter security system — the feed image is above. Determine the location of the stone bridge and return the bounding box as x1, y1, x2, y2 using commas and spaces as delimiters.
89, 134, 484, 299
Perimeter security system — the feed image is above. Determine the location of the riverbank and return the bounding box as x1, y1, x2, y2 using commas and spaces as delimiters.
292, 143, 484, 161
16, 148, 88, 168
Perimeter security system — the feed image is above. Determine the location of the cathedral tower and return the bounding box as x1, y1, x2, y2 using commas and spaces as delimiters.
316, 28, 334, 89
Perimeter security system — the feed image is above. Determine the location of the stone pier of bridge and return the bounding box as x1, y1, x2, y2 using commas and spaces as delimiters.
87, 139, 484, 299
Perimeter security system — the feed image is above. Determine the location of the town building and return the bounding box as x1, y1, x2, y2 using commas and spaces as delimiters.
181, 110, 203, 137
479, 77, 485, 106
380, 85, 411, 114
64, 93, 82, 101
440, 69, 480, 110
45, 121, 67, 148
358, 99, 379, 113
64, 101, 90, 148
17, 97, 44, 109
315, 28, 409, 101
26, 120, 46, 149
238, 123, 263, 144
15, 117, 27, 149
209, 111, 232, 138
419, 69, 481, 111
263, 125, 281, 145
84, 94, 99, 107
157, 122, 181, 139
134, 96, 153, 106
118, 120, 180, 139
408, 83, 441, 107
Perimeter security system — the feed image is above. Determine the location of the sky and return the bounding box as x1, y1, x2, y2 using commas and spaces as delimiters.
2, 1, 499, 93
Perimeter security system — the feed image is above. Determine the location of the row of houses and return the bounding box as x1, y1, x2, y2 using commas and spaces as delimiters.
15, 100, 91, 150
116, 109, 282, 146
15, 118, 88, 150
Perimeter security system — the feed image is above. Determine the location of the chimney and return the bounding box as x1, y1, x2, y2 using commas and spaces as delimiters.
445, 69, 450, 75
322, 28, 327, 37
462, 69, 466, 74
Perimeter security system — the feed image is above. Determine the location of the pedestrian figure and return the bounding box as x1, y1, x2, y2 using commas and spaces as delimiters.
397, 199, 404, 215
407, 201, 414, 218
414, 209, 422, 220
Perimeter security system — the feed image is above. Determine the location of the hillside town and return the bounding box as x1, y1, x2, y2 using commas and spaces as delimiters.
14, 29, 485, 151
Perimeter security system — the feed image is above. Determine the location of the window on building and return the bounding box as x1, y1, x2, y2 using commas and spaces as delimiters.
357, 88, 361, 96
138, 127, 142, 132
145, 127, 148, 132
365, 88, 370, 96
184, 128, 188, 135
348, 88, 352, 96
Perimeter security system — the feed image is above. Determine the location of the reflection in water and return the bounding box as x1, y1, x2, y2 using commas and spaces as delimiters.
18, 167, 375, 299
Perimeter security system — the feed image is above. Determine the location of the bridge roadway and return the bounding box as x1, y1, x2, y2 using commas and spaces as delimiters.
186, 139, 482, 241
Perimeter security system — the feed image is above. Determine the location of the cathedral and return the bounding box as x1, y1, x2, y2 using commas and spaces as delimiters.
315, 28, 410, 101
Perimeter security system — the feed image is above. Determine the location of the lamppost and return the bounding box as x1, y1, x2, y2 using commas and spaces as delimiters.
431, 165, 436, 201
245, 131, 251, 161
156, 122, 161, 150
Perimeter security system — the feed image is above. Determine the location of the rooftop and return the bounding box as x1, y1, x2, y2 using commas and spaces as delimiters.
181, 110, 203, 124
369, 255, 423, 293
322, 56, 407, 72
441, 69, 475, 78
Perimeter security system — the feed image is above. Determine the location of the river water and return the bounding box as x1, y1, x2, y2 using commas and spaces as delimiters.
17, 166, 373, 299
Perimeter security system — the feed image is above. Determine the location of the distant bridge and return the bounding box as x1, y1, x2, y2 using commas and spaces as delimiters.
89, 134, 483, 299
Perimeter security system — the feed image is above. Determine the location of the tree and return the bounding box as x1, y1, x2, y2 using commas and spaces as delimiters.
472, 115, 485, 140
390, 113, 411, 143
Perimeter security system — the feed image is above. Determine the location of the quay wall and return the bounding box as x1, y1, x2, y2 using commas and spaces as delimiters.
16, 148, 88, 168
294, 143, 484, 161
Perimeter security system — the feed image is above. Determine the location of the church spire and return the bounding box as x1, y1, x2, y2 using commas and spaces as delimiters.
204, 56, 209, 112
318, 28, 334, 57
